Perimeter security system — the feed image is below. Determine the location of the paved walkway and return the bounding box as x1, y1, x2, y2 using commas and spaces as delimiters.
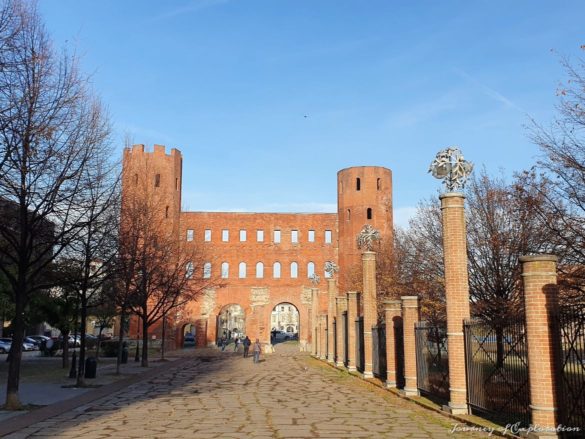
5, 343, 488, 438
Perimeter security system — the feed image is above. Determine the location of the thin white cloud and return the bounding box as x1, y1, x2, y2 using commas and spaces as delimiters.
453, 68, 525, 112
386, 91, 460, 128
148, 0, 229, 23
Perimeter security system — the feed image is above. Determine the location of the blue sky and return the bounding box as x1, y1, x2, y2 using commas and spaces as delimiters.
40, 1, 584, 227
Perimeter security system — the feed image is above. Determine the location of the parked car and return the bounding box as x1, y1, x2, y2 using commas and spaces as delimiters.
26, 335, 51, 345
0, 337, 36, 351
0, 339, 11, 354
271, 330, 296, 342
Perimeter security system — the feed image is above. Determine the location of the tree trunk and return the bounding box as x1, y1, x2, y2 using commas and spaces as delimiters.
76, 296, 87, 387
62, 329, 70, 369
115, 309, 125, 375
141, 312, 148, 367
96, 326, 104, 362
5, 297, 25, 410
161, 314, 166, 361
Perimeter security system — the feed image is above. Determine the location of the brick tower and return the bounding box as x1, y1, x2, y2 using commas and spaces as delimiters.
122, 144, 183, 238
337, 166, 393, 292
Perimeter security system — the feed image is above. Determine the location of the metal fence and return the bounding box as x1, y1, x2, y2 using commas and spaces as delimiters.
555, 305, 585, 436
332, 317, 337, 363
372, 324, 387, 380
415, 322, 449, 403
394, 318, 405, 389
464, 319, 530, 427
356, 317, 364, 372
343, 311, 348, 366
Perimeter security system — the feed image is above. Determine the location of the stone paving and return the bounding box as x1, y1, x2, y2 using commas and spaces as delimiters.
6, 343, 489, 438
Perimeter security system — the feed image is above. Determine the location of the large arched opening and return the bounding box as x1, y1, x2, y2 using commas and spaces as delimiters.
270, 302, 300, 345
216, 304, 246, 343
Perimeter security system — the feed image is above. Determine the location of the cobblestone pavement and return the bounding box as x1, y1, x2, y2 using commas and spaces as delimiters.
7, 343, 489, 438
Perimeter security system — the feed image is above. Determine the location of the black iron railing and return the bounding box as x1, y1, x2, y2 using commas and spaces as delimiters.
343, 311, 348, 366
555, 305, 585, 437
464, 319, 530, 427
356, 317, 364, 372
394, 318, 405, 389
415, 322, 449, 404
372, 324, 387, 380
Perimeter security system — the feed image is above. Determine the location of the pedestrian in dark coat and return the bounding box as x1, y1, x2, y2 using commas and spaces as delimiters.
243, 336, 251, 358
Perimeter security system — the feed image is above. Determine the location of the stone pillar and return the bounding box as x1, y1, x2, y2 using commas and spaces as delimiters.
362, 251, 376, 379
319, 315, 328, 360
327, 278, 337, 363
384, 300, 402, 388
520, 255, 560, 438
195, 318, 208, 348
335, 296, 347, 367
440, 193, 471, 414
346, 291, 359, 372
401, 296, 419, 396
311, 287, 319, 356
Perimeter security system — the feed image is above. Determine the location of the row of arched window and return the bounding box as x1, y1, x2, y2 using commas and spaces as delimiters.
187, 261, 333, 280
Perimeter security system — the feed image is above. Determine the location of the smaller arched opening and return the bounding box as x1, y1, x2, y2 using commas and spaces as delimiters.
367, 207, 372, 220
270, 302, 300, 345
217, 304, 246, 345
181, 322, 196, 348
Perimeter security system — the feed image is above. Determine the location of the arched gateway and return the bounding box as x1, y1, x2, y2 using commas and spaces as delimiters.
122, 145, 393, 350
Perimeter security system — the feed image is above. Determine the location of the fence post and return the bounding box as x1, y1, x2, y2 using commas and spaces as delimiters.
384, 300, 402, 388
320, 314, 328, 360
440, 192, 471, 414
335, 296, 347, 367
401, 296, 420, 396
347, 291, 359, 372
327, 278, 337, 363
362, 251, 377, 379
520, 255, 560, 438
311, 287, 319, 356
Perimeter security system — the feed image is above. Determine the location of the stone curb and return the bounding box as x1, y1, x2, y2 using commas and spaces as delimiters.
0, 356, 197, 437
314, 356, 521, 439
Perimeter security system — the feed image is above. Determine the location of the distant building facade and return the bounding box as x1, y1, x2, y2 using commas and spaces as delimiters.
122, 144, 393, 347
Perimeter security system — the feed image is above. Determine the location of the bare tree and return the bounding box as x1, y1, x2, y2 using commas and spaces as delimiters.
0, 1, 111, 409
119, 166, 221, 368
528, 49, 585, 302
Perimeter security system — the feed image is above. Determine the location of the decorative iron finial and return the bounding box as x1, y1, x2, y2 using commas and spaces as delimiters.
357, 224, 381, 251
428, 147, 473, 192
309, 273, 321, 286
324, 261, 339, 277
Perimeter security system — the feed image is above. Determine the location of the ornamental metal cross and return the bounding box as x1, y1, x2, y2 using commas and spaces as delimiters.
357, 224, 381, 251
324, 261, 339, 277
428, 147, 473, 192
309, 273, 321, 286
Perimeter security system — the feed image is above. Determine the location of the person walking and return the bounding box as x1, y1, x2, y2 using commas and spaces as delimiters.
220, 336, 227, 351
243, 336, 251, 358
234, 336, 240, 352
253, 338, 261, 363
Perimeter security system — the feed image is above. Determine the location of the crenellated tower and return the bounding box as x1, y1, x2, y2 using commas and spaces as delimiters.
337, 166, 393, 292
122, 144, 183, 239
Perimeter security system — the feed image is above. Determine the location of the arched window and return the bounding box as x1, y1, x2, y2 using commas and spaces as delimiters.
273, 262, 281, 279
290, 262, 298, 279
324, 261, 333, 278
367, 207, 372, 220
377, 178, 381, 190
221, 262, 229, 279
347, 209, 351, 221
239, 262, 247, 278
256, 262, 264, 278
203, 262, 211, 279
356, 177, 361, 191
185, 262, 194, 279
307, 262, 315, 278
